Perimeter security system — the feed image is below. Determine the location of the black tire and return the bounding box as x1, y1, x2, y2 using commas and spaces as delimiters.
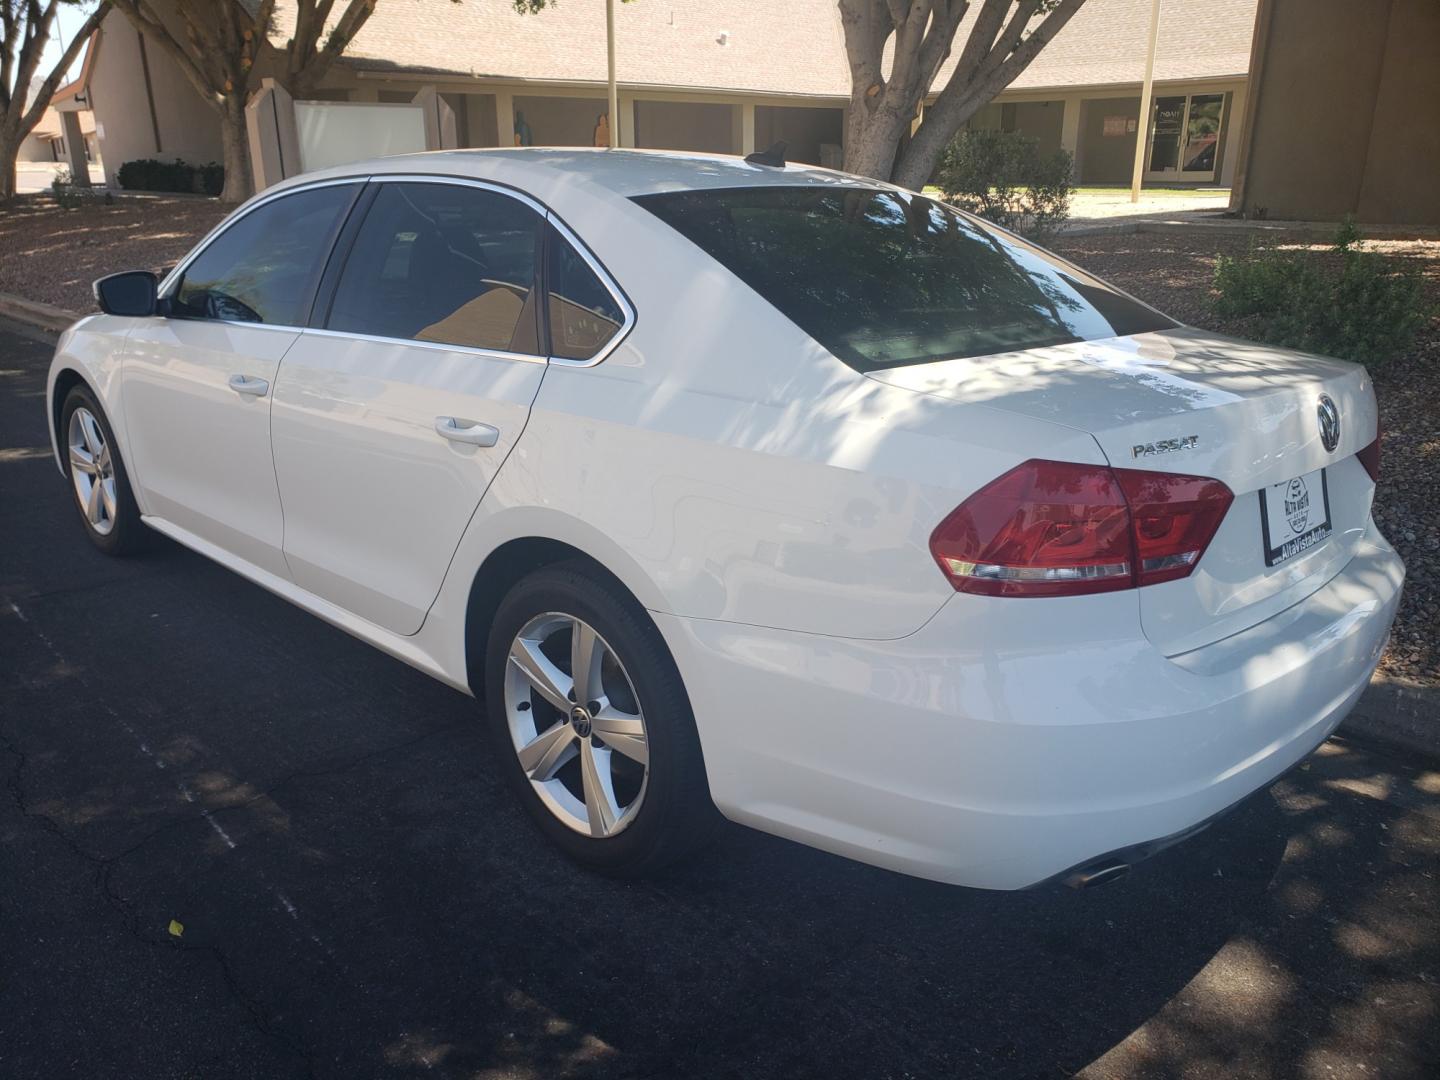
484, 561, 719, 875
59, 385, 148, 555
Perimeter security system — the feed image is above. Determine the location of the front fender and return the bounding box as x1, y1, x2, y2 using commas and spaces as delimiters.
46, 315, 140, 493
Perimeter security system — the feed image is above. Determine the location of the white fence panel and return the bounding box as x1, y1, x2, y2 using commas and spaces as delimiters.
295, 102, 427, 173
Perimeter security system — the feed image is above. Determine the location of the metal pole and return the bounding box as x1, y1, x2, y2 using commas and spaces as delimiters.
606, 0, 619, 149
1130, 0, 1162, 203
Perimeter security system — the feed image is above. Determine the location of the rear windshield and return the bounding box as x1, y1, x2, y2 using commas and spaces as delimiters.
632, 186, 1174, 371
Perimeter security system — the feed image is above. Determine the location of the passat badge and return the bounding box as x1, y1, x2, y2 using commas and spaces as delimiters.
1132, 435, 1199, 458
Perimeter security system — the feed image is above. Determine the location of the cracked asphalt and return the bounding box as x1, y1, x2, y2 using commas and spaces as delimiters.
2, 318, 1439, 1079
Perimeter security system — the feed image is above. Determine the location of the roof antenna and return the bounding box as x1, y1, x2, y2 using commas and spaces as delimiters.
744, 141, 787, 168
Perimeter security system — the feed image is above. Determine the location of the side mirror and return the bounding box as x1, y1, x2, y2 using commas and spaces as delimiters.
93, 271, 159, 317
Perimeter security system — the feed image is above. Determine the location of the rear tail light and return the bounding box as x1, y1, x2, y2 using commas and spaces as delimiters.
1357, 436, 1381, 483
930, 459, 1233, 597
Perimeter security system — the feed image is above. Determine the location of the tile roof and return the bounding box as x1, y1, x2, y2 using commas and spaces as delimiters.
981, 0, 1260, 90
283, 0, 1256, 99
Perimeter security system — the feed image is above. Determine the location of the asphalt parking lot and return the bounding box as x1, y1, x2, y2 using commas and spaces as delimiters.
2, 319, 1438, 1080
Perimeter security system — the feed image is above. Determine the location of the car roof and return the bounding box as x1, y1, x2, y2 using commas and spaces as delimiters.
273, 147, 887, 200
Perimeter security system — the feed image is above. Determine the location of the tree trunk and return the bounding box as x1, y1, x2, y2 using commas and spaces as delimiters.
0, 134, 18, 201
890, 96, 987, 191
842, 99, 915, 181
218, 95, 253, 204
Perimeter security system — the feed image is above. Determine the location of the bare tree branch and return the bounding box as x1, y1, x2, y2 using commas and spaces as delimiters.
19, 0, 109, 133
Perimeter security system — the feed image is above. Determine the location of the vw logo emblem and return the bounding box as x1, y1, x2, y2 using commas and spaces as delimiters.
1317, 394, 1340, 453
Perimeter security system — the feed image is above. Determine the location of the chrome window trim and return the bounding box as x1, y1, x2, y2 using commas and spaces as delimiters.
543, 211, 637, 369
297, 325, 548, 365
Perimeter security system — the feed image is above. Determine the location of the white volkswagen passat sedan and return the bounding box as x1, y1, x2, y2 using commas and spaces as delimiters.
47, 149, 1403, 890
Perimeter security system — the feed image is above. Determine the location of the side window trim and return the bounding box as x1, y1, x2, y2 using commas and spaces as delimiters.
541, 212, 636, 368
312, 174, 550, 364
158, 177, 367, 331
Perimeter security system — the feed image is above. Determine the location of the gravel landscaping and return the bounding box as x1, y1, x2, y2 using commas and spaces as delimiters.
0, 193, 227, 313
1, 195, 1435, 684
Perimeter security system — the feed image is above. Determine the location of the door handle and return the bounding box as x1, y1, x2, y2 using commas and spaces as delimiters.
434, 417, 500, 447
228, 374, 269, 397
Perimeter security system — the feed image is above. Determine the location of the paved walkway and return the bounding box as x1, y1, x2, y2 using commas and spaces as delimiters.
1067, 186, 1232, 226
15, 160, 105, 194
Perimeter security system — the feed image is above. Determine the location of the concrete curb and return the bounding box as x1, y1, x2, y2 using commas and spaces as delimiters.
0, 292, 80, 334
1061, 215, 1440, 240
1342, 677, 1440, 764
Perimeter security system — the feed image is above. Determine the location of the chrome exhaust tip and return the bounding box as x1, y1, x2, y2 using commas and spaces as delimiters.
1063, 858, 1131, 890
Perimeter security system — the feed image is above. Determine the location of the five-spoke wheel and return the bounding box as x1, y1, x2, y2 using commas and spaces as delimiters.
60, 386, 145, 555
485, 563, 718, 874
67, 406, 118, 536
504, 612, 650, 837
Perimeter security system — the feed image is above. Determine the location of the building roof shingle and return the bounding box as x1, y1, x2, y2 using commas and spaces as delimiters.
299, 0, 1256, 99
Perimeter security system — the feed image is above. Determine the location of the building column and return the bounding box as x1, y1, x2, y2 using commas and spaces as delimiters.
495, 90, 515, 146
618, 93, 636, 147
60, 111, 91, 187
1219, 83, 1246, 187
740, 102, 755, 155
1059, 94, 1082, 180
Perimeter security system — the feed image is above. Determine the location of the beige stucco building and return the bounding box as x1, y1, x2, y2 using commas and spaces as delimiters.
1229, 0, 1440, 224
63, 0, 1258, 191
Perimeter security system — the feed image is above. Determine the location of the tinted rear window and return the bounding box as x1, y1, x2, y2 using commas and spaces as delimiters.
633, 187, 1174, 371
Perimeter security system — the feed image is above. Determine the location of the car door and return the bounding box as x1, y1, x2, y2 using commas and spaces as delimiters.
269, 177, 553, 635
121, 181, 362, 579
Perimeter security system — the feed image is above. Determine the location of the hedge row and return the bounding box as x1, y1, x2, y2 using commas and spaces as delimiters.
115, 158, 224, 196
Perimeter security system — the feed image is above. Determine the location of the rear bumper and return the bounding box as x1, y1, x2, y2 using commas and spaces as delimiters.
655, 520, 1404, 890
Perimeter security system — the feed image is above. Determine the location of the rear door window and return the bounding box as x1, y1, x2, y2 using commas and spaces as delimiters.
173, 184, 358, 325
633, 186, 1174, 371
326, 181, 543, 354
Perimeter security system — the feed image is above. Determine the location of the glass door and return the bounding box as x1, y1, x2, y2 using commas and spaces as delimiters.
1144, 93, 1226, 182
1181, 94, 1224, 176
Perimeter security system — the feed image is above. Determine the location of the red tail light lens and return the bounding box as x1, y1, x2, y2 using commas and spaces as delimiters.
1113, 468, 1233, 587
1357, 437, 1381, 483
930, 459, 1233, 597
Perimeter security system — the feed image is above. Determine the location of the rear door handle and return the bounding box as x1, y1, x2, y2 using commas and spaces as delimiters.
434, 417, 500, 447
228, 374, 269, 397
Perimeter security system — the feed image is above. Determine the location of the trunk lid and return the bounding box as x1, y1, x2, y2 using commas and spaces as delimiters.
868, 328, 1379, 654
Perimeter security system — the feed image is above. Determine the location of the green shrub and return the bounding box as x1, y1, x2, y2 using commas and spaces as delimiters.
1213, 219, 1429, 365
50, 167, 82, 210
933, 129, 1074, 238
50, 167, 112, 210
116, 157, 223, 196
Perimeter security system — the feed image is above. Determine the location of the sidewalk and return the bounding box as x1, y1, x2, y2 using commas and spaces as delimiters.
16, 160, 106, 194
1066, 186, 1233, 227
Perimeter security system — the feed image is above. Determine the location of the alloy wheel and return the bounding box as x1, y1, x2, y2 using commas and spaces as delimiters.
67, 407, 117, 537
503, 612, 650, 837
